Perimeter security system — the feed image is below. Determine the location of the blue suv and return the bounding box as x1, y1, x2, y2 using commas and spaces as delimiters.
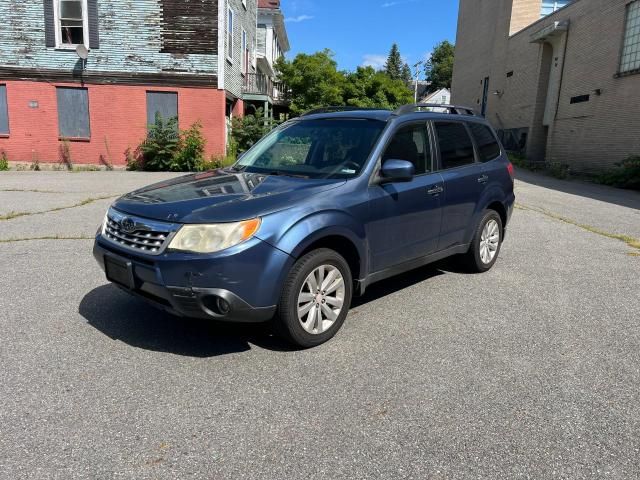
94, 104, 515, 347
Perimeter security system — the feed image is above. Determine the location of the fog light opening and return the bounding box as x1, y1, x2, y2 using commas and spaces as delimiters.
202, 295, 232, 317
216, 297, 231, 316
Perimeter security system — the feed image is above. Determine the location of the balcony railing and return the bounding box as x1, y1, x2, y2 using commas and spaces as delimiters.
242, 73, 289, 103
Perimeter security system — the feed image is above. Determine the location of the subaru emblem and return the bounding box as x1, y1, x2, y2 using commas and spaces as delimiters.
120, 217, 136, 233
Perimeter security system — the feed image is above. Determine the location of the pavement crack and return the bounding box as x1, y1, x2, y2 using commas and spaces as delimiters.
0, 235, 93, 243
0, 188, 66, 194
516, 203, 640, 252
0, 195, 116, 221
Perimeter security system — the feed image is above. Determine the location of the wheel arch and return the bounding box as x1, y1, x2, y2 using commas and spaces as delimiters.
296, 234, 363, 285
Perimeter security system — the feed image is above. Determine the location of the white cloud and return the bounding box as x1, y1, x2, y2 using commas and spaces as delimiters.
382, 0, 419, 7
361, 54, 387, 69
285, 15, 314, 23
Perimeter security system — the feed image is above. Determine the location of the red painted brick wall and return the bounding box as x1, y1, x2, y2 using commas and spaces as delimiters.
232, 98, 245, 118
0, 80, 227, 165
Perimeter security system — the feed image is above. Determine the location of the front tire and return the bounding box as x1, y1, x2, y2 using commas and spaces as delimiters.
275, 248, 353, 348
464, 210, 503, 273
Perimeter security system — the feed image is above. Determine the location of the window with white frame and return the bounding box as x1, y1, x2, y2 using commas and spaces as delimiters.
621, 0, 640, 73
227, 7, 234, 61
540, 0, 571, 18
242, 29, 248, 76
55, 0, 88, 47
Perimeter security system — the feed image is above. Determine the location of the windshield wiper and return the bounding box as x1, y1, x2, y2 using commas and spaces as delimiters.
268, 171, 309, 179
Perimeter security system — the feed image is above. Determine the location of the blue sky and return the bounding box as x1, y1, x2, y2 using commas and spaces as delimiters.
281, 0, 459, 76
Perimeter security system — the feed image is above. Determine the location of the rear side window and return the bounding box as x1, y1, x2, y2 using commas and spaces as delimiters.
434, 122, 475, 169
468, 123, 501, 162
382, 123, 431, 174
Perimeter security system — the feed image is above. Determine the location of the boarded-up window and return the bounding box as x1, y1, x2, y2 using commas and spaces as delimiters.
0, 85, 8, 135
160, 0, 218, 54
57, 87, 90, 139
147, 92, 178, 127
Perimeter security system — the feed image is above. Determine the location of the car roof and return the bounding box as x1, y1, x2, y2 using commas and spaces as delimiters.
297, 106, 485, 124
299, 110, 395, 122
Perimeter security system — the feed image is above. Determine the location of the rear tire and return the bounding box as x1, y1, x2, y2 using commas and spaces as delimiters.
464, 210, 503, 273
275, 248, 353, 348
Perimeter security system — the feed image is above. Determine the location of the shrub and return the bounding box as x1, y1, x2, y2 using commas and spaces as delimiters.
0, 150, 9, 171
140, 114, 180, 171
231, 109, 278, 154
173, 121, 206, 172
30, 151, 40, 171
597, 156, 640, 191
548, 162, 570, 180
125, 147, 142, 171
59, 141, 73, 170
197, 156, 224, 171
508, 153, 527, 168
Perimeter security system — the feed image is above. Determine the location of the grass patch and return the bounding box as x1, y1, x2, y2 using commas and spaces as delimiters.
0, 195, 116, 221
0, 235, 92, 243
517, 202, 640, 252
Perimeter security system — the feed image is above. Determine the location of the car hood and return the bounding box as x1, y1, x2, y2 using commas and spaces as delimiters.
111, 170, 346, 223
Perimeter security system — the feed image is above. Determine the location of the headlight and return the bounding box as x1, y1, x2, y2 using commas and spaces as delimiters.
99, 208, 110, 235
168, 218, 261, 253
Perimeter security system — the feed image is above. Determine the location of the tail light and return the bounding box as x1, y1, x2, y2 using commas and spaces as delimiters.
507, 162, 515, 181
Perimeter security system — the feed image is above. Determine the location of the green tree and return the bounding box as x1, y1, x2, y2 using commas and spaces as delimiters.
425, 41, 455, 90
344, 67, 413, 110
384, 43, 403, 80
401, 63, 413, 85
231, 108, 279, 153
384, 43, 412, 84
275, 49, 345, 115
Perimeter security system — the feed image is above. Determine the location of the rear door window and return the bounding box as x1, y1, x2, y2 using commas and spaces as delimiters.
468, 123, 501, 162
434, 122, 476, 170
382, 123, 431, 175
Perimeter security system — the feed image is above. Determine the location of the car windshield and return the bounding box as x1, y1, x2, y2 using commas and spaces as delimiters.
234, 118, 386, 179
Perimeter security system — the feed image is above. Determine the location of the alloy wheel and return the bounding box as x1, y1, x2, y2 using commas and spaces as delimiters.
297, 265, 345, 335
479, 219, 500, 264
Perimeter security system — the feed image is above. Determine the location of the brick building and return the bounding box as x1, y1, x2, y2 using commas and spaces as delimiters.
451, 0, 640, 173
241, 0, 290, 119
0, 0, 286, 166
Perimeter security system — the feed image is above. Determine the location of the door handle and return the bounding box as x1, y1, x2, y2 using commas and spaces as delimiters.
427, 185, 444, 196
477, 174, 489, 184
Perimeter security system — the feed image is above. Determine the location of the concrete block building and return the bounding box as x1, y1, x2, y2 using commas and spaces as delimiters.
0, 0, 287, 166
451, 0, 640, 173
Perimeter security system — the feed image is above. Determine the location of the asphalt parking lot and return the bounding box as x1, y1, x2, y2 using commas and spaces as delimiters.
1, 170, 639, 479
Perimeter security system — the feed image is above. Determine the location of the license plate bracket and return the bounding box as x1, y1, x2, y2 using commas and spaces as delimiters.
105, 255, 135, 290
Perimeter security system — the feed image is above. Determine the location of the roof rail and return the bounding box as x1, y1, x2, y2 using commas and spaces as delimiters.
301, 106, 387, 116
393, 104, 477, 116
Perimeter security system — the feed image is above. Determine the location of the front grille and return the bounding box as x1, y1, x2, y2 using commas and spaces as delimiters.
102, 208, 178, 255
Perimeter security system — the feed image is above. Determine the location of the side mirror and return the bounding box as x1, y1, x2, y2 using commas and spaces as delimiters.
380, 159, 415, 183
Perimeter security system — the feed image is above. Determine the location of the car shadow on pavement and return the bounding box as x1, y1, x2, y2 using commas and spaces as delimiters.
80, 261, 457, 357
352, 261, 449, 308
79, 285, 295, 357
516, 168, 640, 210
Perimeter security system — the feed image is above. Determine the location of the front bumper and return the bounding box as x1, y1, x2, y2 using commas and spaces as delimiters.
93, 235, 293, 323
